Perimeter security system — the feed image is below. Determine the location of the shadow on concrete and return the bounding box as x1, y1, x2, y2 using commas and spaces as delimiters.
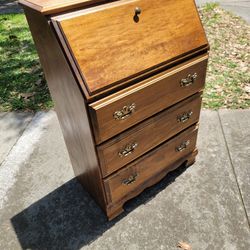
0, 0, 23, 14
11, 162, 189, 249
0, 113, 33, 143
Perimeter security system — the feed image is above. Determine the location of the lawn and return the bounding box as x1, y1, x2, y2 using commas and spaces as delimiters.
0, 14, 53, 111
0, 4, 249, 111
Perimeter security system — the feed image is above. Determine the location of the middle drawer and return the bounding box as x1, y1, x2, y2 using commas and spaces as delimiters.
97, 92, 202, 177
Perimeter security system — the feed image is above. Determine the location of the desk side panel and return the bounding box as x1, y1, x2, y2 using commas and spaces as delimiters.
23, 7, 107, 209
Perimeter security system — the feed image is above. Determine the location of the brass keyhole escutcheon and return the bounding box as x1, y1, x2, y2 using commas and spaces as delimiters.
134, 7, 142, 23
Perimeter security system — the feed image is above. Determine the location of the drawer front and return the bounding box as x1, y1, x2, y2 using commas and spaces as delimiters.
98, 93, 202, 177
90, 54, 208, 144
104, 125, 198, 203
52, 0, 208, 95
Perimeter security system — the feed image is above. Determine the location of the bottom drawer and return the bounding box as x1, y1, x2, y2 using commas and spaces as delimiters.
104, 124, 198, 203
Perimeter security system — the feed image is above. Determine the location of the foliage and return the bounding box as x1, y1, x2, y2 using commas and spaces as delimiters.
0, 14, 52, 111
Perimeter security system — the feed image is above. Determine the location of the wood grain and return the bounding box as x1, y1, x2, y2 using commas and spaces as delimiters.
23, 7, 107, 209
98, 93, 202, 177
104, 124, 198, 203
106, 149, 198, 220
53, 0, 208, 95
52, 23, 208, 101
89, 54, 208, 144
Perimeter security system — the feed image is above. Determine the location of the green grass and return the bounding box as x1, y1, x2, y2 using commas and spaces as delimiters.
0, 5, 249, 111
203, 2, 219, 12
0, 14, 53, 112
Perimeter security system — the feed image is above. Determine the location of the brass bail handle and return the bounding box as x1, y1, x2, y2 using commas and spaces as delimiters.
123, 173, 138, 185
180, 73, 198, 87
119, 142, 138, 157
176, 140, 190, 152
113, 103, 136, 120
177, 111, 193, 123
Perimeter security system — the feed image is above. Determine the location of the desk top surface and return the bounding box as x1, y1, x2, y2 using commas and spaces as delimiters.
19, 0, 108, 14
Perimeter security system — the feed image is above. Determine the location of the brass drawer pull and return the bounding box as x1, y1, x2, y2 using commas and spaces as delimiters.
113, 103, 136, 120
119, 142, 138, 157
123, 173, 138, 185
135, 7, 142, 16
177, 111, 193, 123
176, 140, 190, 152
180, 73, 197, 87
134, 7, 142, 23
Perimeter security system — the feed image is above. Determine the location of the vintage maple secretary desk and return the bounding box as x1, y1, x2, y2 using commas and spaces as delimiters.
19, 0, 209, 220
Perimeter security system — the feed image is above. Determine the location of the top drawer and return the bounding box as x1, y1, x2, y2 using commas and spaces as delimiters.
89, 54, 208, 144
52, 0, 208, 96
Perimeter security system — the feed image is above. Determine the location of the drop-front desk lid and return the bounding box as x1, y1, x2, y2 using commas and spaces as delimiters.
52, 0, 208, 96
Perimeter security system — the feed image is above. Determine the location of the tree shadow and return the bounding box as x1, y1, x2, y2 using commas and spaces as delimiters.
0, 112, 34, 146
11, 162, 189, 249
0, 0, 23, 14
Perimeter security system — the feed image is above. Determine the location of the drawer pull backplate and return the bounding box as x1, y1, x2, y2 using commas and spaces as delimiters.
123, 173, 138, 185
176, 140, 190, 152
119, 142, 138, 157
177, 111, 193, 123
114, 103, 136, 120
180, 73, 197, 87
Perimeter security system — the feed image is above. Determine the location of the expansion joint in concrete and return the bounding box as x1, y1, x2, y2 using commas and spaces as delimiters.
217, 111, 250, 230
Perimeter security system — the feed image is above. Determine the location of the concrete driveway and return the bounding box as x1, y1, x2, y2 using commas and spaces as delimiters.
0, 110, 249, 249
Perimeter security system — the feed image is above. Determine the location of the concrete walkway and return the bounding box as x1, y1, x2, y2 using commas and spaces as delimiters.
0, 113, 33, 166
0, 110, 249, 249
